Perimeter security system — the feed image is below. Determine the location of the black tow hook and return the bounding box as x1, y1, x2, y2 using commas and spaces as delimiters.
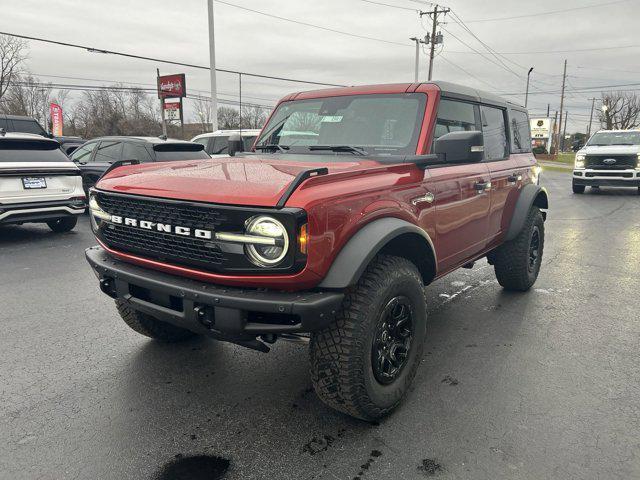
99, 277, 117, 298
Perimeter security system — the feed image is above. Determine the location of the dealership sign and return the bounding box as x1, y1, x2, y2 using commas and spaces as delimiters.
157, 73, 186, 98
530, 118, 552, 139
50, 103, 63, 137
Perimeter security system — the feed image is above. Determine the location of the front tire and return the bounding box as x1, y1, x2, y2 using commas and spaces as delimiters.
115, 299, 197, 343
310, 255, 427, 421
47, 216, 78, 233
492, 207, 545, 291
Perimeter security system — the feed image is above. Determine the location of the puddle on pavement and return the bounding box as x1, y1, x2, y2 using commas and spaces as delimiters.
155, 455, 230, 480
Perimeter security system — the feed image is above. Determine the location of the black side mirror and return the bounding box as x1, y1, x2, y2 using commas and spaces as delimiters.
228, 134, 244, 157
433, 130, 484, 164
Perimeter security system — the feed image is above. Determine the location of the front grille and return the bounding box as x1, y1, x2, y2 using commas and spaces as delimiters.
94, 191, 305, 274
585, 171, 634, 178
585, 154, 637, 170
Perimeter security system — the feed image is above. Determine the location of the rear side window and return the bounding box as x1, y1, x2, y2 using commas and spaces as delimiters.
192, 137, 210, 149
0, 118, 9, 130
71, 142, 97, 163
94, 141, 122, 163
122, 142, 153, 163
211, 136, 229, 155
510, 110, 531, 153
434, 99, 479, 140
0, 140, 71, 162
11, 119, 47, 136
481, 106, 508, 160
153, 143, 209, 162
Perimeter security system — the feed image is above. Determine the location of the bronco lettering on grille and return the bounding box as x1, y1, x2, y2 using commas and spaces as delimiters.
110, 215, 213, 240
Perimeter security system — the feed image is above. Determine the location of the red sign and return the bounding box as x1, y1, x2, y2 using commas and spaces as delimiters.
50, 103, 63, 137
158, 73, 186, 98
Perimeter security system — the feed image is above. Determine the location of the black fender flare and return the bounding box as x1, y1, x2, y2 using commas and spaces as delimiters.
505, 184, 549, 241
318, 217, 436, 289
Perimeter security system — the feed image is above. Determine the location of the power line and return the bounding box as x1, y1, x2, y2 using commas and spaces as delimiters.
215, 0, 410, 47
438, 55, 496, 89
0, 30, 346, 87
446, 44, 640, 55
459, 0, 632, 23
357, 0, 418, 11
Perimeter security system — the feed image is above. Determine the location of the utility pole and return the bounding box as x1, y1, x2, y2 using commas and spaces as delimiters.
420, 6, 450, 81
207, 0, 219, 132
546, 104, 550, 117
525, 67, 534, 108
409, 36, 428, 82
157, 68, 167, 137
587, 97, 596, 138
562, 111, 568, 152
551, 110, 558, 154
556, 59, 567, 156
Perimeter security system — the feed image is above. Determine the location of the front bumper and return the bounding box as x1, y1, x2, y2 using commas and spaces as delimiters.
573, 169, 640, 187
0, 199, 86, 224
86, 246, 344, 337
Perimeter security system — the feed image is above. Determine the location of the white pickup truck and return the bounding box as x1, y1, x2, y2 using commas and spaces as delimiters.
0, 132, 86, 232
573, 129, 640, 194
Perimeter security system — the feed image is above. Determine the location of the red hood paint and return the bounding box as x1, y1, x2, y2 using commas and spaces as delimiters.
96, 155, 395, 207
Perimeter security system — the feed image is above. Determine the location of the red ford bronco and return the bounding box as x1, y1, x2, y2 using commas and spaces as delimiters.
86, 82, 548, 420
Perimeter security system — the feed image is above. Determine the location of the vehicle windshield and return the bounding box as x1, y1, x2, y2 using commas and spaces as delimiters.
153, 144, 210, 161
587, 131, 640, 146
0, 139, 71, 162
256, 93, 426, 157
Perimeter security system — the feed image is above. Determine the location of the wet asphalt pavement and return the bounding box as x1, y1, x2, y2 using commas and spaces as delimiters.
1, 170, 639, 480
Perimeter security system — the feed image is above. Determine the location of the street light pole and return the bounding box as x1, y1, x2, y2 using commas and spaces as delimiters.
410, 37, 420, 82
525, 67, 534, 108
207, 0, 219, 132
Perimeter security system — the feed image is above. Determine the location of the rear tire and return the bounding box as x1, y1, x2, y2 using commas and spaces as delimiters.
310, 255, 427, 421
572, 181, 585, 194
47, 216, 78, 233
115, 299, 197, 343
492, 207, 545, 292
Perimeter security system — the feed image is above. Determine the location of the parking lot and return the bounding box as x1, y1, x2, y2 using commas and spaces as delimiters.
1, 169, 639, 480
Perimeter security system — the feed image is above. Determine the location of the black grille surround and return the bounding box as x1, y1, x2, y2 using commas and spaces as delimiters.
584, 154, 638, 170
93, 190, 307, 275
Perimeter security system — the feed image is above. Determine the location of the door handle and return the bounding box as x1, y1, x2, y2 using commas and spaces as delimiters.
474, 181, 491, 193
507, 173, 522, 184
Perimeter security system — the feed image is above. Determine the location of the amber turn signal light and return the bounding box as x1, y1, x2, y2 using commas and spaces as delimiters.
298, 223, 309, 254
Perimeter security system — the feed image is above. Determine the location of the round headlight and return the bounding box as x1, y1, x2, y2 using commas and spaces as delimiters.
245, 216, 289, 267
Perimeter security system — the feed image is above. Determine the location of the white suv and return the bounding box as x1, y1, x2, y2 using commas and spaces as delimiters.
191, 129, 261, 156
0, 132, 86, 232
573, 129, 640, 194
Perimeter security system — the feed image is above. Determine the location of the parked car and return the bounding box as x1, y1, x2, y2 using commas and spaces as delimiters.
86, 82, 548, 421
572, 129, 640, 194
70, 136, 210, 195
56, 136, 86, 156
191, 129, 260, 156
0, 114, 49, 137
0, 132, 85, 232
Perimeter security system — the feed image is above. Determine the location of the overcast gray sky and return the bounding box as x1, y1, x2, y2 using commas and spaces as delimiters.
3, 0, 640, 132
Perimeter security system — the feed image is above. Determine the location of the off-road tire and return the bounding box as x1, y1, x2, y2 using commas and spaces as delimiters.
310, 255, 427, 421
572, 182, 585, 194
492, 207, 545, 292
47, 216, 78, 233
115, 299, 197, 342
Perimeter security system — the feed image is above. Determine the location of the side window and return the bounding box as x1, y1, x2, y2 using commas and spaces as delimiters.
0, 118, 9, 130
434, 99, 478, 140
122, 142, 153, 162
481, 106, 508, 161
94, 141, 122, 163
211, 136, 229, 155
70, 142, 97, 163
11, 119, 47, 136
243, 136, 257, 150
510, 110, 531, 153
193, 137, 210, 152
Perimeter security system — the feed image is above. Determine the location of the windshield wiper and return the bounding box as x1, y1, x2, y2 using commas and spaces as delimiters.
254, 144, 290, 153
308, 145, 368, 155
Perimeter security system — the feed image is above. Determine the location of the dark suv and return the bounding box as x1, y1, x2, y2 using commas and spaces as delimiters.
70, 136, 210, 195
86, 82, 548, 421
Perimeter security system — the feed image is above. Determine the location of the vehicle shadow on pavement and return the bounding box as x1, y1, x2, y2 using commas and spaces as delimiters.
0, 224, 78, 245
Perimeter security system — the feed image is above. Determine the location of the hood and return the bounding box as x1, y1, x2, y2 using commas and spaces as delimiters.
96, 154, 391, 207
580, 144, 640, 155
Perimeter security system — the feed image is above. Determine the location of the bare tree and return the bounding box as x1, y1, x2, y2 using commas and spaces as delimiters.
2, 75, 52, 126
599, 91, 640, 130
0, 34, 28, 108
193, 97, 213, 133
240, 105, 269, 129
217, 106, 240, 129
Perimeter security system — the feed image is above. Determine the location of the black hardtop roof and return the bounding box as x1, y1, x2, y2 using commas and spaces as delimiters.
432, 81, 525, 110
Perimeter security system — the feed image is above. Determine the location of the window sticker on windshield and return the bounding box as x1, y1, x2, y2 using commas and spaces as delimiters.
320, 115, 343, 123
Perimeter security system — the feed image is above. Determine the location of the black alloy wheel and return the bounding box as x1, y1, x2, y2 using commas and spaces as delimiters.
372, 296, 414, 385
